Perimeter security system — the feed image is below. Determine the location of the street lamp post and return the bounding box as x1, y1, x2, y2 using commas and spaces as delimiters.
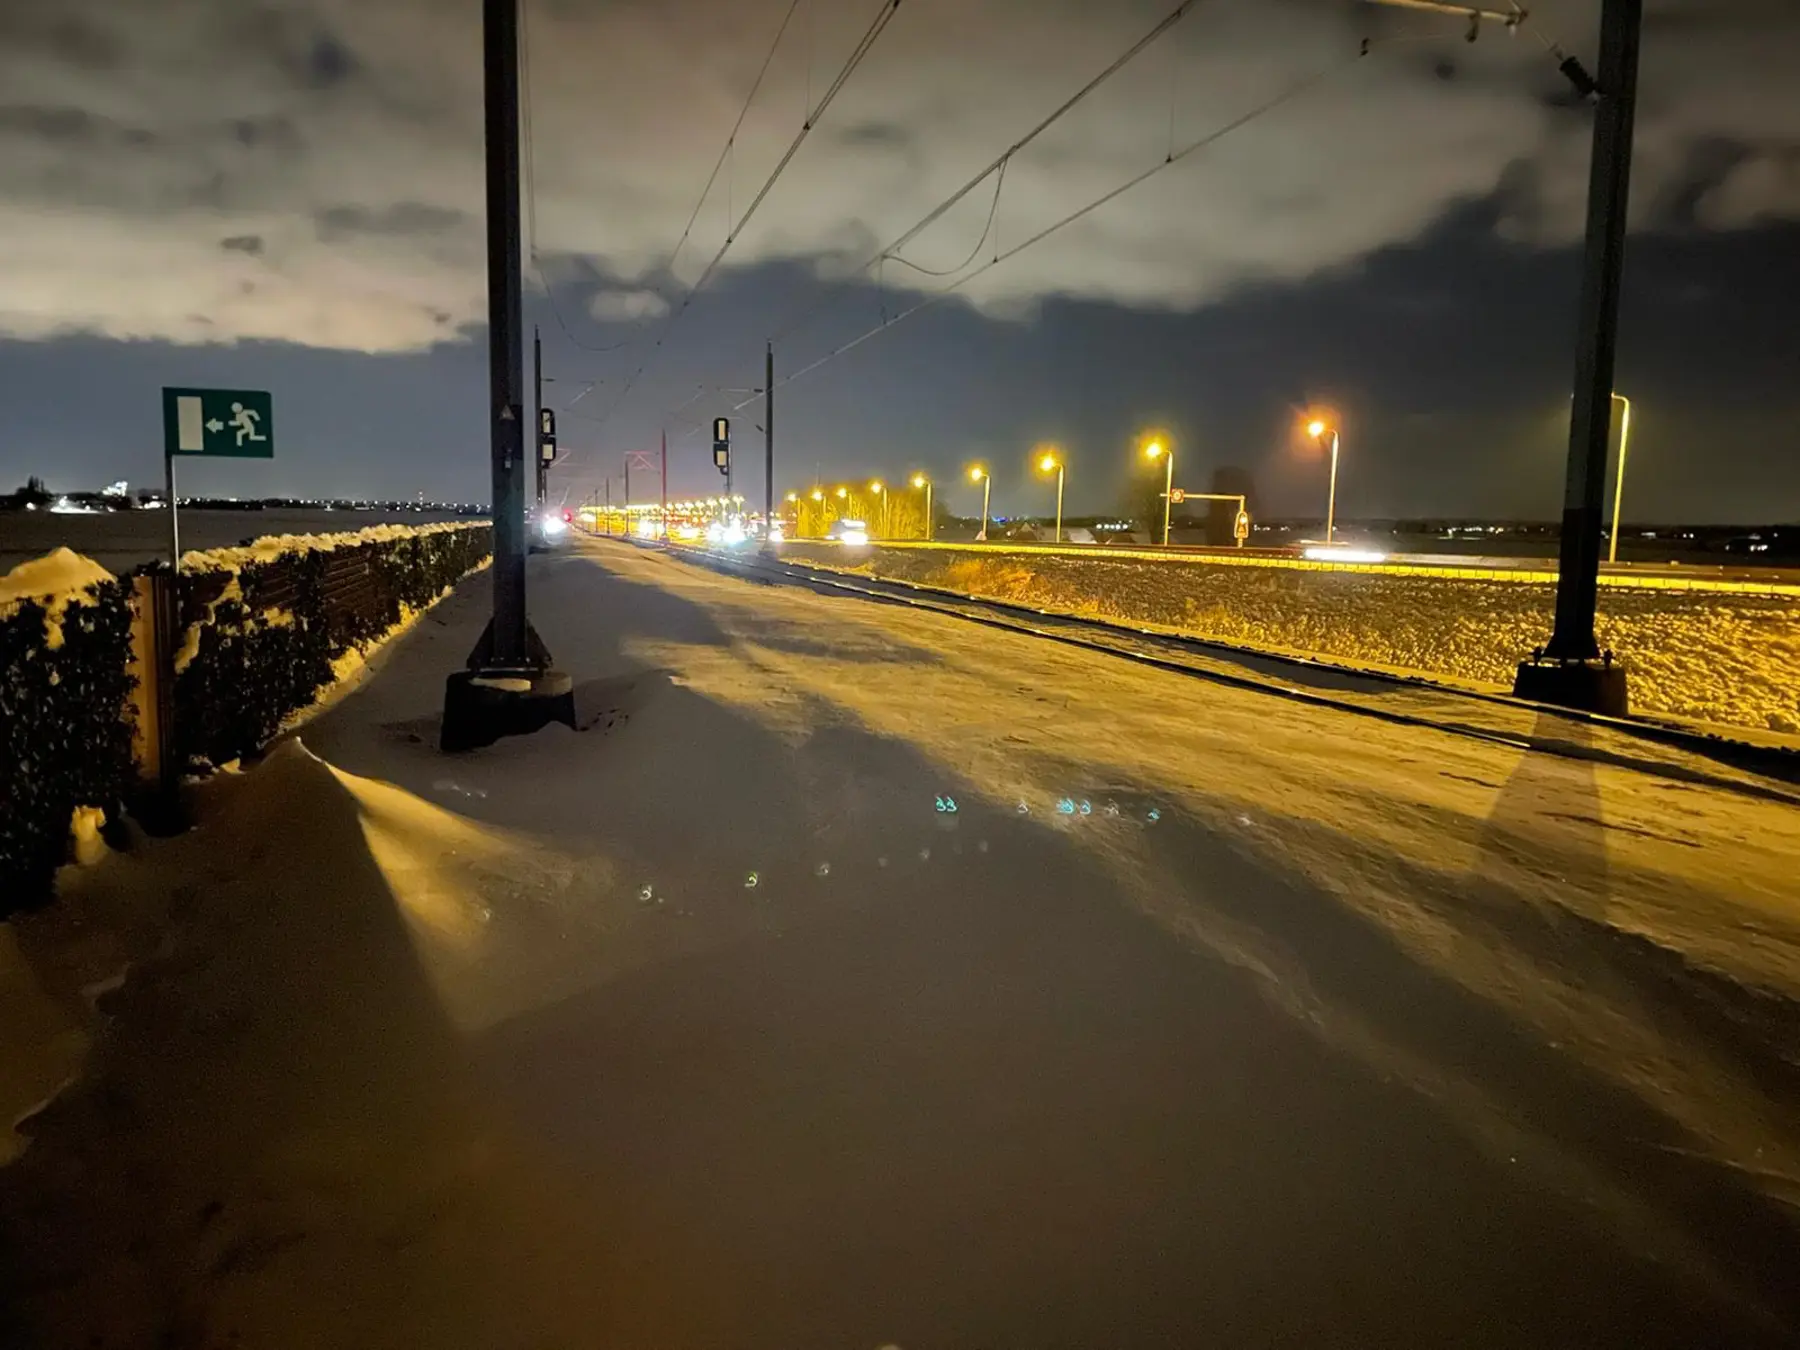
1607, 392, 1632, 565
1145, 438, 1172, 546
1307, 419, 1342, 545
912, 473, 932, 541
869, 481, 887, 539
1038, 451, 1064, 544
969, 465, 991, 541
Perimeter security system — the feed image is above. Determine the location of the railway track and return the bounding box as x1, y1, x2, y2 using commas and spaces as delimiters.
621, 538, 1800, 805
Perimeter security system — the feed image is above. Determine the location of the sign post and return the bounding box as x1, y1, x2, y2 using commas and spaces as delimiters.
160, 387, 275, 572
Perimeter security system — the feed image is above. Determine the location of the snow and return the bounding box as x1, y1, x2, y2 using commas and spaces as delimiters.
0, 927, 88, 1167
172, 575, 241, 673
3, 539, 1798, 1346
173, 525, 486, 675
782, 543, 1800, 736
67, 806, 107, 867
0, 547, 115, 649
178, 519, 484, 574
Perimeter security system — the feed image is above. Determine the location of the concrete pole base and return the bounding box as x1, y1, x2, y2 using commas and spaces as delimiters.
440, 668, 576, 752
1511, 659, 1630, 717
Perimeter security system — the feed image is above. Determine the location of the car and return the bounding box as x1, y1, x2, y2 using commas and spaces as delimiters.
828, 518, 869, 546
529, 506, 574, 551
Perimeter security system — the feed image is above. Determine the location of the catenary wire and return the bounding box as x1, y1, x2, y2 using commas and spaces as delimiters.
588, 0, 906, 433
770, 0, 1210, 343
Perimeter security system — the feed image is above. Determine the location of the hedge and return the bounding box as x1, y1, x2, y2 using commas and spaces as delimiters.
0, 580, 136, 916
0, 523, 491, 915
174, 523, 491, 769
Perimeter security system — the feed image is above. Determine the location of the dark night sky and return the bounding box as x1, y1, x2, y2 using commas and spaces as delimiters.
1, 0, 1796, 523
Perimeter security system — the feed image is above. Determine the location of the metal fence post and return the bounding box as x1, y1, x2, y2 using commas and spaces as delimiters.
128, 570, 183, 827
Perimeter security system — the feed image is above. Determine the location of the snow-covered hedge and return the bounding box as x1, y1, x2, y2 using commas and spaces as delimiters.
175, 522, 491, 769
1, 525, 491, 913
1, 551, 136, 916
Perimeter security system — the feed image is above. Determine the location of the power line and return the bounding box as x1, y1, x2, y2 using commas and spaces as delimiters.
589, 0, 906, 432
770, 0, 1210, 344
521, 0, 804, 358
745, 46, 1373, 406
885, 159, 1009, 277
660, 0, 807, 293
519, 0, 629, 352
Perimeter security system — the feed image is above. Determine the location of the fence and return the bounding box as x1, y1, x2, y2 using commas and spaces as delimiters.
1, 522, 491, 917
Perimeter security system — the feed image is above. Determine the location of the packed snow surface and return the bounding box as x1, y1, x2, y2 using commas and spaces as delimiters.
3, 539, 1797, 1348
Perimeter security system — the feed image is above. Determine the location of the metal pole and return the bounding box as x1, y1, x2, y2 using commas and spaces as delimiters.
604, 475, 611, 535
534, 326, 545, 508
1054, 466, 1064, 544
1161, 451, 1173, 547
1607, 392, 1632, 565
165, 450, 180, 574
1543, 0, 1642, 663
476, 0, 529, 668
981, 476, 990, 541
1326, 431, 1340, 545
925, 481, 933, 541
623, 456, 630, 516
765, 342, 775, 550
661, 429, 669, 541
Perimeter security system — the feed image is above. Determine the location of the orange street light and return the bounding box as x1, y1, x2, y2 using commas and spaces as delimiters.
1035, 447, 1065, 544
1143, 434, 1173, 546
911, 473, 932, 540
868, 481, 888, 538
1306, 417, 1342, 545
968, 465, 991, 541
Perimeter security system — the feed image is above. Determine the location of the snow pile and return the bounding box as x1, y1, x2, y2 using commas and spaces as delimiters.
178, 520, 484, 575
0, 548, 115, 650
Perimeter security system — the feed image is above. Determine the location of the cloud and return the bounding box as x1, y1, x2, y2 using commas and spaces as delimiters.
588, 288, 670, 322
0, 0, 1795, 353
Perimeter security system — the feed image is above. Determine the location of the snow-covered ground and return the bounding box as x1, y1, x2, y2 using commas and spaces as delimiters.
3, 538, 1798, 1347
786, 543, 1800, 733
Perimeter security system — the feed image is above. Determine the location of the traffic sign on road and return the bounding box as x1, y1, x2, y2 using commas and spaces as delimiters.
162, 387, 274, 459
1235, 508, 1252, 542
